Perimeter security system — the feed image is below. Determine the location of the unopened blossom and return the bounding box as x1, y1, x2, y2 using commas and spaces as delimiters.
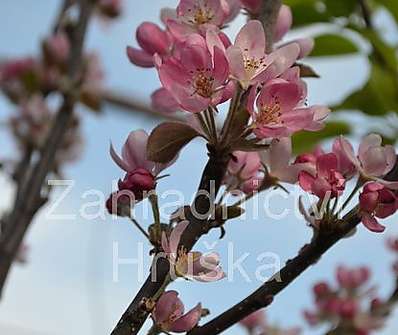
336, 266, 370, 290
340, 134, 397, 188
106, 190, 134, 217
152, 290, 202, 333
359, 182, 398, 233
127, 22, 173, 68
248, 75, 329, 139
157, 33, 229, 113
166, 0, 230, 40
110, 130, 173, 199
226, 20, 300, 88
162, 221, 225, 281
223, 151, 262, 193
240, 310, 265, 331
260, 137, 314, 184
299, 153, 346, 200
274, 5, 293, 42
387, 236, 398, 252
151, 87, 180, 114
43, 32, 70, 64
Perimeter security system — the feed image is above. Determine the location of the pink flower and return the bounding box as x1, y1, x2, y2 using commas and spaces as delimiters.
223, 151, 262, 193
110, 129, 172, 176
162, 221, 225, 281
153, 291, 202, 333
151, 87, 180, 114
157, 33, 229, 113
0, 57, 36, 81
260, 137, 315, 183
299, 153, 346, 199
167, 0, 230, 40
44, 32, 70, 64
387, 236, 398, 252
359, 182, 398, 233
118, 168, 156, 200
248, 74, 329, 138
226, 20, 300, 88
336, 265, 370, 290
340, 134, 397, 187
274, 5, 293, 42
127, 22, 173, 68
240, 310, 265, 330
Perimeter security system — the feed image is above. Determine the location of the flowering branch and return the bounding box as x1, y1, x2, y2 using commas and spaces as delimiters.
189, 162, 398, 335
0, 0, 94, 297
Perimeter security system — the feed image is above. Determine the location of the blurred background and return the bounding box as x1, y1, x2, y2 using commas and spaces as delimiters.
0, 0, 398, 334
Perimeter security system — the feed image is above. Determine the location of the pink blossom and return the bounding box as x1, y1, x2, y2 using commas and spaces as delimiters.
44, 32, 70, 64
340, 134, 397, 188
162, 221, 225, 281
240, 310, 265, 330
299, 153, 346, 199
157, 33, 229, 113
274, 5, 293, 42
336, 265, 370, 290
223, 151, 262, 193
166, 0, 230, 40
359, 182, 398, 233
226, 20, 300, 88
248, 74, 329, 138
110, 129, 172, 176
0, 57, 35, 81
151, 87, 180, 114
386, 236, 398, 252
118, 168, 156, 200
153, 290, 202, 333
127, 22, 173, 68
260, 137, 315, 183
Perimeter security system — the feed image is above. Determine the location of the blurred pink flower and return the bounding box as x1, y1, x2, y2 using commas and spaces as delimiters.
153, 290, 202, 333
336, 265, 370, 290
44, 32, 70, 64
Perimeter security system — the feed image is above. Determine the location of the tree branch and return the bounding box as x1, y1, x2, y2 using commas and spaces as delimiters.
0, 0, 94, 297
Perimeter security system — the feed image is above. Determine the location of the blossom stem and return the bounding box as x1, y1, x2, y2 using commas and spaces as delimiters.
195, 112, 211, 140
129, 217, 150, 240
149, 192, 161, 227
338, 179, 363, 215
220, 84, 243, 147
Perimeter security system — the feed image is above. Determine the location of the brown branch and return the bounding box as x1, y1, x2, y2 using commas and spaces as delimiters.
256, 0, 282, 52
188, 162, 398, 335
101, 90, 184, 122
0, 0, 94, 297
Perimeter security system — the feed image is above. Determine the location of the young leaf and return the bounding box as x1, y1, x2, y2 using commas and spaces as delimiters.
147, 122, 201, 163
311, 34, 359, 57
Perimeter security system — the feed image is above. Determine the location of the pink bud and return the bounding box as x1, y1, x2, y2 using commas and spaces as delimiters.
338, 299, 358, 319
118, 168, 156, 200
240, 310, 265, 330
44, 32, 70, 63
274, 5, 292, 42
136, 22, 171, 56
313, 282, 331, 297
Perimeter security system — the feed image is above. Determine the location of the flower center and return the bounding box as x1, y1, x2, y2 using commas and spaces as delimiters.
192, 70, 214, 98
243, 51, 267, 78
257, 99, 281, 125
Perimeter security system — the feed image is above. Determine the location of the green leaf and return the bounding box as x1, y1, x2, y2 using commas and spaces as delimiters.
284, 0, 330, 27
333, 63, 398, 116
147, 122, 200, 163
311, 34, 359, 57
324, 0, 357, 17
292, 121, 351, 154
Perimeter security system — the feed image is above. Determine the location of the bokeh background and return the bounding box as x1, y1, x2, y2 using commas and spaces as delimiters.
0, 0, 398, 334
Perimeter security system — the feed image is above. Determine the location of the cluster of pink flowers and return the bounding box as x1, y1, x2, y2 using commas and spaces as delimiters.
240, 309, 300, 335
0, 31, 104, 166
304, 265, 388, 334
127, 0, 316, 120
296, 134, 398, 233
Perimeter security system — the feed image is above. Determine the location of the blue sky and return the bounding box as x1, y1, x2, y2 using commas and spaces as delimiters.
0, 1, 398, 334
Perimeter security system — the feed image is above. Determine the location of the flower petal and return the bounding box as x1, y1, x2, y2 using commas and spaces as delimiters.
171, 303, 202, 333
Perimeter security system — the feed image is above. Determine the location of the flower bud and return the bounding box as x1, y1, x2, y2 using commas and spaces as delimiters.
313, 282, 330, 298
118, 168, 156, 200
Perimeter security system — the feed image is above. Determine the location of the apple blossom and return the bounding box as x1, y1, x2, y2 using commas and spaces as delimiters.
156, 33, 230, 113
359, 182, 398, 233
152, 290, 202, 333
151, 87, 180, 114
161, 221, 225, 281
248, 76, 329, 139
340, 134, 398, 188
299, 153, 346, 200
225, 20, 300, 88
127, 22, 173, 68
